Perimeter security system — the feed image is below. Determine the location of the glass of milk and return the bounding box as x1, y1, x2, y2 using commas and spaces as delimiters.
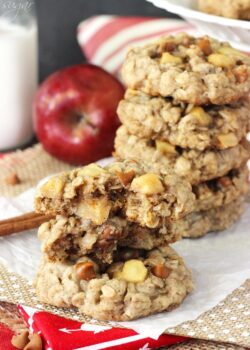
0, 0, 38, 150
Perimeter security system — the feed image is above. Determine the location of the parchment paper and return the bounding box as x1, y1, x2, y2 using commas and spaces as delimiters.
0, 158, 249, 339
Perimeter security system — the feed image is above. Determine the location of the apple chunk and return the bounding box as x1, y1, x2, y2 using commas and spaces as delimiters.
33, 64, 124, 165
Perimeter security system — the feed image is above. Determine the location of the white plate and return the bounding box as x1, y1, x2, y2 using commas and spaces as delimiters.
146, 0, 250, 51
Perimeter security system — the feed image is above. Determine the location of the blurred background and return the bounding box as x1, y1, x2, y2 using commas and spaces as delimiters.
0, 0, 177, 152
37, 0, 175, 80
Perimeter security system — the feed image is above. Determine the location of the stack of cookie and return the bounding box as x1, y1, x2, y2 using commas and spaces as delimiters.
198, 0, 250, 20
34, 160, 194, 321
115, 33, 250, 237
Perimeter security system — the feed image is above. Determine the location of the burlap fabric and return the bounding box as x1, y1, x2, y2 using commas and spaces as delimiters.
0, 145, 249, 349
168, 339, 247, 349
0, 144, 73, 197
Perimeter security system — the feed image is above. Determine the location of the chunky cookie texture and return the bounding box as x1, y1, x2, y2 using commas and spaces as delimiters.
122, 33, 250, 105
193, 165, 249, 211
118, 90, 250, 151
198, 0, 250, 19
175, 197, 245, 238
34, 246, 193, 321
38, 216, 176, 264
35, 160, 195, 228
38, 165, 248, 264
121, 196, 245, 240
115, 126, 250, 185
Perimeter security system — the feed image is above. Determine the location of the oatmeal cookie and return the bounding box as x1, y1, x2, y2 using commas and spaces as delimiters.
118, 90, 250, 151
198, 0, 250, 20
38, 166, 248, 264
122, 33, 250, 105
180, 197, 245, 238
193, 165, 249, 211
35, 160, 195, 228
38, 216, 175, 264
114, 126, 250, 184
122, 197, 244, 241
34, 246, 193, 321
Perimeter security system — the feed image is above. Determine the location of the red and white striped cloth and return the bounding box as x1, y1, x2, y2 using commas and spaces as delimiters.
77, 16, 196, 75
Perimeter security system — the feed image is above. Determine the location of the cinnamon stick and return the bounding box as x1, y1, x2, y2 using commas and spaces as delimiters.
0, 212, 44, 225
0, 212, 54, 237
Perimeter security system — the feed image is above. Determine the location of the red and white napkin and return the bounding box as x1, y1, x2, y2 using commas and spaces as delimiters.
18, 305, 187, 350
77, 15, 195, 75
0, 323, 16, 350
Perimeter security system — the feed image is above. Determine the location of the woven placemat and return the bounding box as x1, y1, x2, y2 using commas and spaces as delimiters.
0, 143, 73, 197
0, 263, 249, 348
168, 339, 248, 349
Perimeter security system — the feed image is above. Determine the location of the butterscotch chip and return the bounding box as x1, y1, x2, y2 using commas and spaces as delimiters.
117, 90, 250, 151
24, 334, 43, 350
5, 173, 21, 186
11, 330, 29, 349
152, 264, 171, 279
122, 33, 250, 105
34, 246, 193, 321
159, 41, 176, 52
218, 176, 232, 187
75, 261, 96, 281
116, 170, 135, 186
197, 37, 212, 55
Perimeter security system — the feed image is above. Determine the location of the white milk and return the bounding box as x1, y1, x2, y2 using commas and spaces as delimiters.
0, 19, 38, 150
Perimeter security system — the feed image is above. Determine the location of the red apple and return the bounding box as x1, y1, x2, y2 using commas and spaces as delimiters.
33, 64, 124, 165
